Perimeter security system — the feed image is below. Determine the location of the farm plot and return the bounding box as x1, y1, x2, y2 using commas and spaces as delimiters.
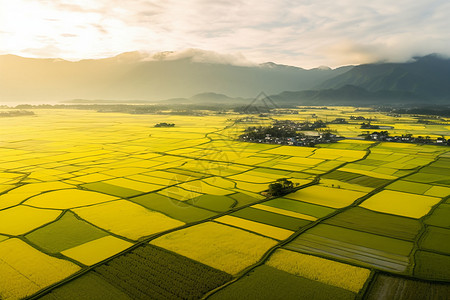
360, 190, 441, 219
231, 207, 311, 231
324, 207, 422, 241
385, 180, 432, 195
178, 180, 233, 196
419, 226, 450, 255
257, 197, 336, 219
25, 189, 118, 209
0, 181, 74, 210
40, 273, 132, 300
81, 182, 144, 198
91, 244, 233, 299
322, 170, 391, 188
267, 249, 370, 293
130, 193, 216, 223
285, 224, 414, 273
365, 273, 450, 300
414, 251, 450, 281
73, 200, 184, 241
151, 221, 277, 275
0, 238, 80, 300
215, 215, 294, 240
0, 205, 61, 235
424, 204, 450, 228
187, 195, 236, 212
25, 211, 108, 253
61, 236, 133, 266
284, 185, 366, 208
210, 265, 355, 300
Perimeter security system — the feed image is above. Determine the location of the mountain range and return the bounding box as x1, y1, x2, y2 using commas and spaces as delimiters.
0, 51, 449, 105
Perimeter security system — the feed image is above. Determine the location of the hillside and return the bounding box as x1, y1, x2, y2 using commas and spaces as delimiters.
319, 54, 450, 101
0, 51, 349, 103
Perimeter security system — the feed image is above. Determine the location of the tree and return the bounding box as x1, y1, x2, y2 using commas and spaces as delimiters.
268, 178, 294, 196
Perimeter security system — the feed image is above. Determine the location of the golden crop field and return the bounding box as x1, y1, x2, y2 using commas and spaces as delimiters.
151, 221, 278, 275
267, 249, 371, 293
0, 107, 449, 299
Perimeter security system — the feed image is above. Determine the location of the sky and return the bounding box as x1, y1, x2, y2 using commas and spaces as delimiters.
0, 0, 449, 68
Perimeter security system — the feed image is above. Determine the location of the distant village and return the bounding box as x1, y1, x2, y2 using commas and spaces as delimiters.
239, 119, 340, 147
360, 131, 449, 146
239, 118, 449, 147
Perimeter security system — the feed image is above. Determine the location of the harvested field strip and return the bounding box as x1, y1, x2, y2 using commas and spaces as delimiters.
215, 216, 294, 240
209, 265, 355, 300
262, 198, 335, 219
323, 207, 422, 241
92, 245, 233, 300
365, 273, 450, 300
252, 204, 317, 221
267, 249, 370, 293
285, 224, 414, 273
130, 193, 217, 223
151, 222, 277, 275
232, 207, 311, 231
25, 211, 108, 253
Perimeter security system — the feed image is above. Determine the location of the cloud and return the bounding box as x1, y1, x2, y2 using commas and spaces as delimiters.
142, 48, 256, 66
1, 0, 450, 68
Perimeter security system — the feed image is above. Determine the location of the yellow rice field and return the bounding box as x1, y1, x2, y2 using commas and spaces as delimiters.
61, 236, 133, 266
252, 204, 318, 221
215, 215, 294, 240
0, 206, 61, 235
360, 190, 441, 218
151, 221, 277, 275
0, 238, 80, 299
285, 185, 365, 208
73, 200, 184, 240
25, 189, 118, 209
267, 249, 370, 293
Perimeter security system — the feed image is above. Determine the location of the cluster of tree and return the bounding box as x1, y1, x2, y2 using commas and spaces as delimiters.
154, 122, 175, 127
0, 110, 35, 117
377, 105, 450, 118
360, 122, 380, 129
328, 118, 348, 124
268, 178, 296, 196
273, 119, 327, 130
240, 125, 300, 140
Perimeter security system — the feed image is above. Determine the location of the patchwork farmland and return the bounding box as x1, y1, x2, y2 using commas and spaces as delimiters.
0, 107, 449, 299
